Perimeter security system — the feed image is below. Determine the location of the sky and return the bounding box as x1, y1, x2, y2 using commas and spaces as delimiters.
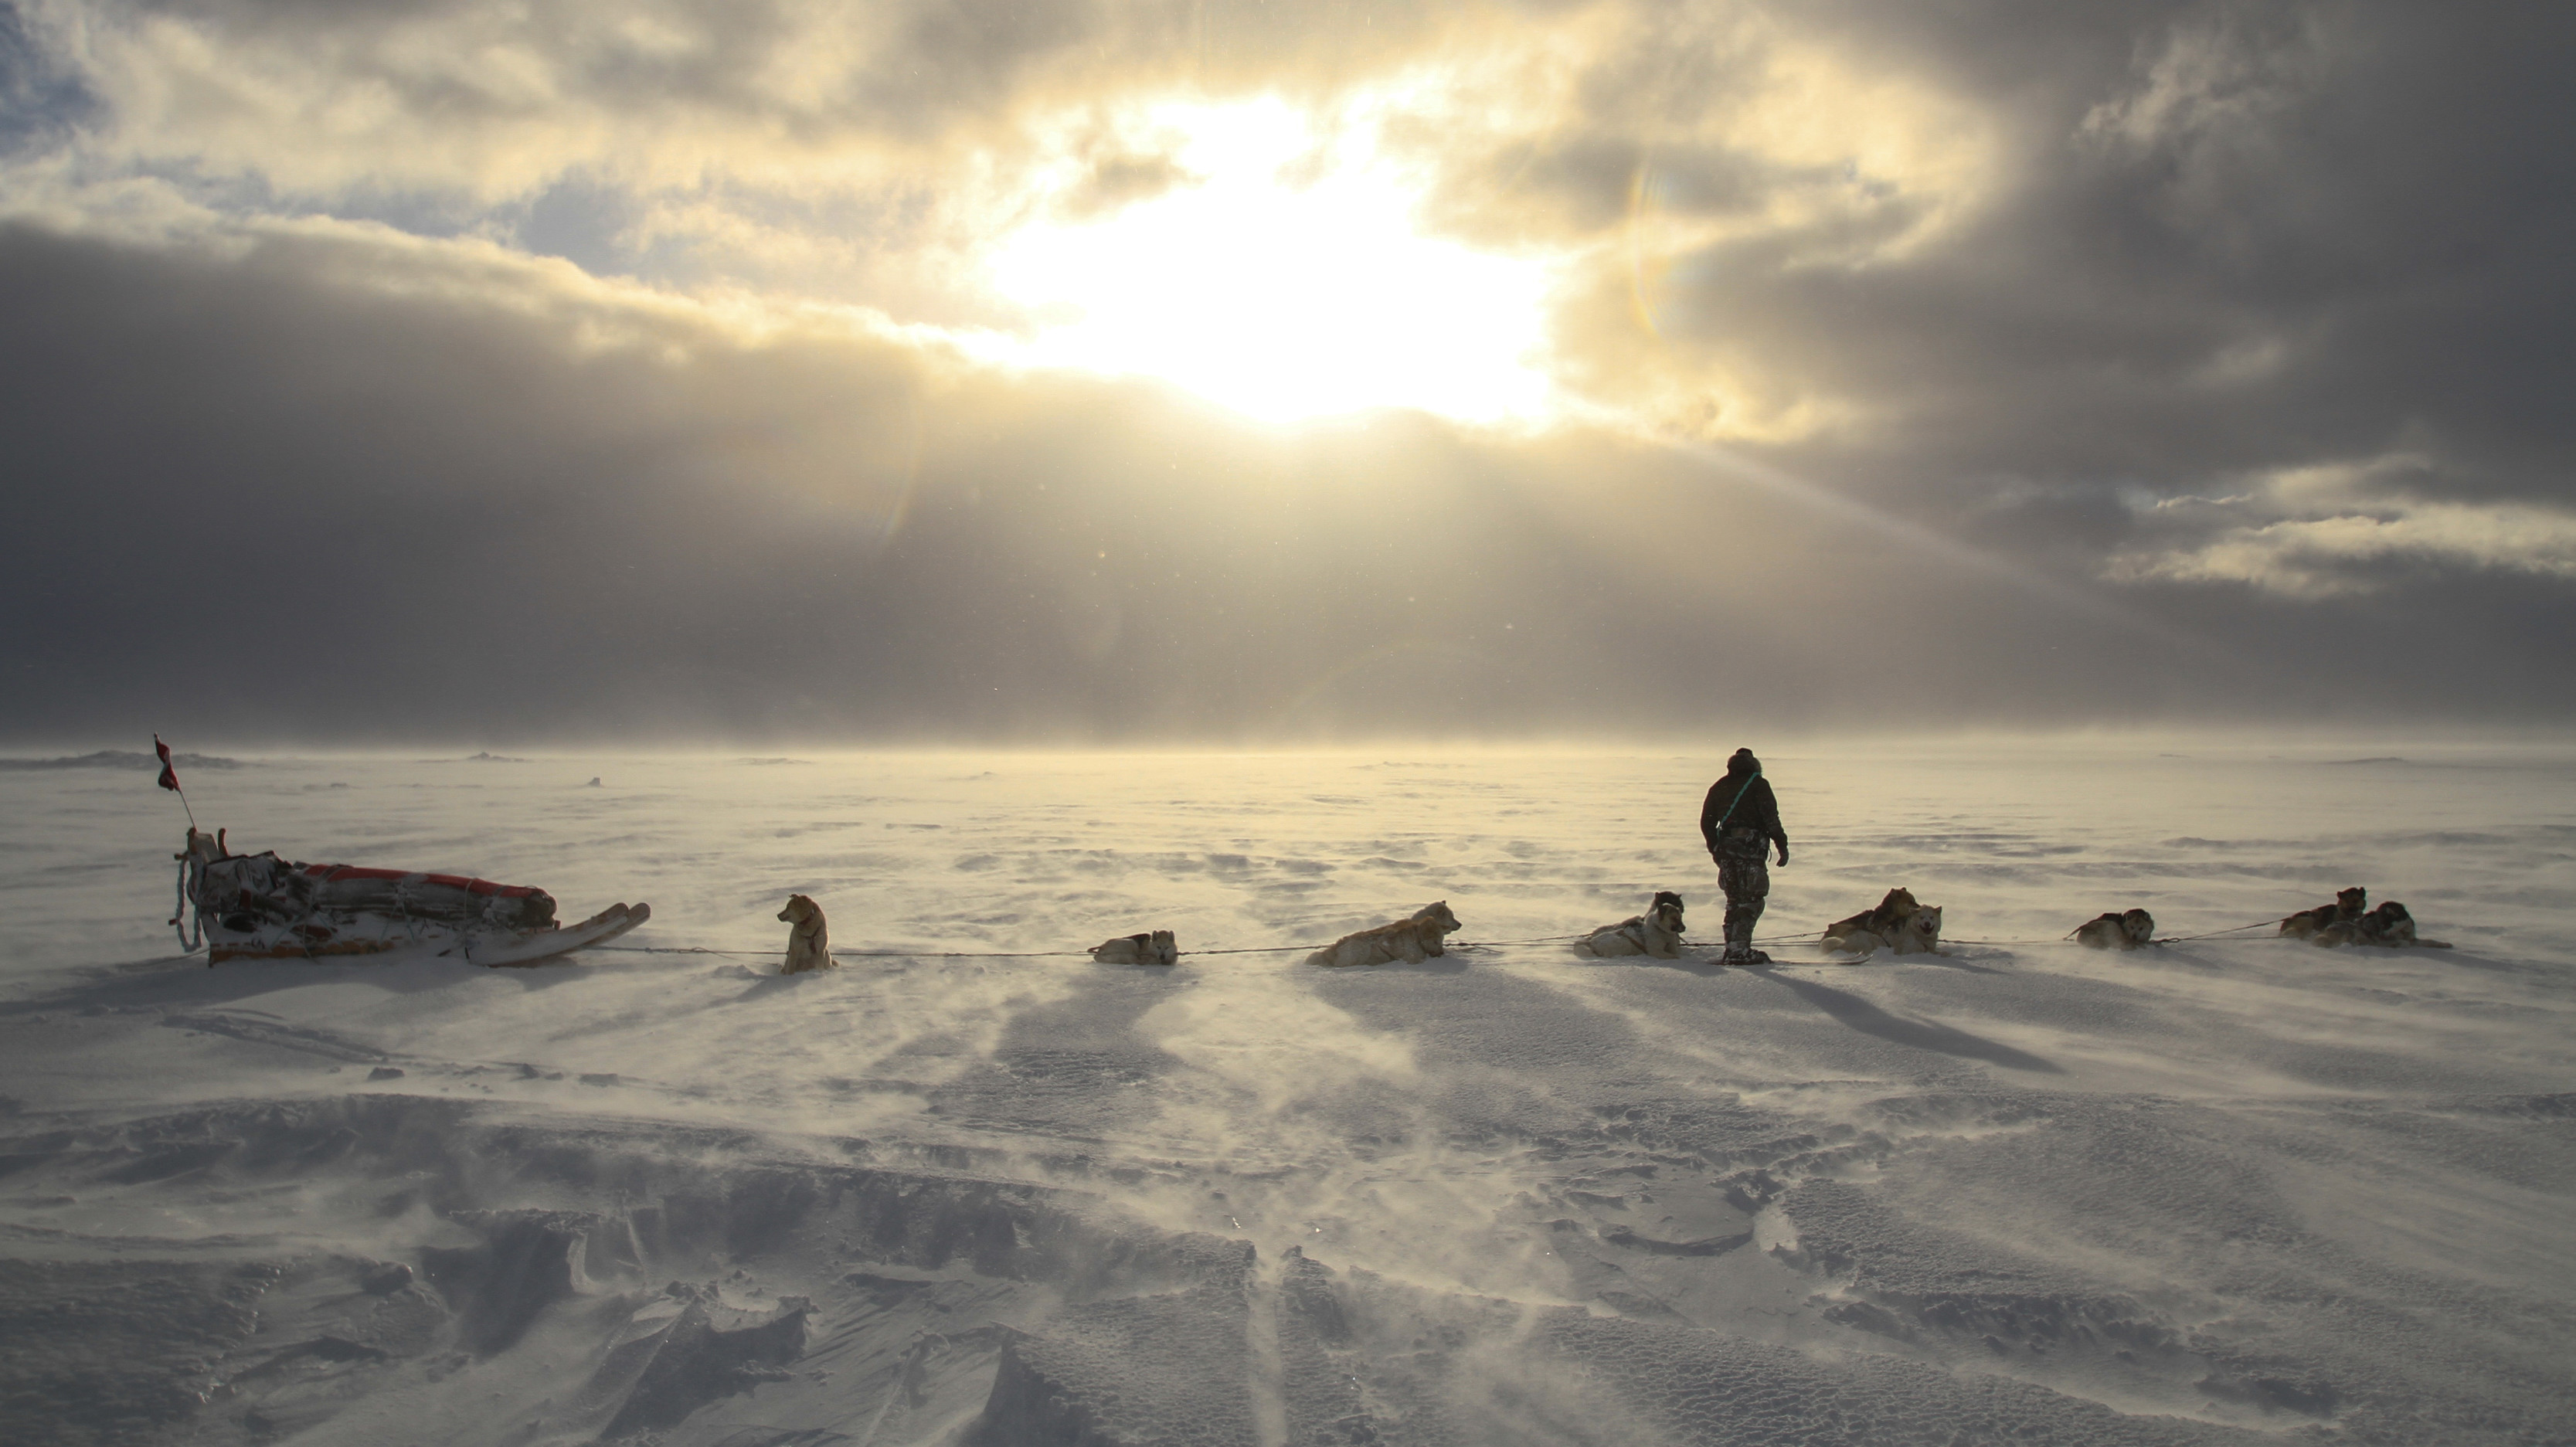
2, 0, 2571, 745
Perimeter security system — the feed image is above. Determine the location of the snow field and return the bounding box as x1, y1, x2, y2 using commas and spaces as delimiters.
0, 740, 2571, 1445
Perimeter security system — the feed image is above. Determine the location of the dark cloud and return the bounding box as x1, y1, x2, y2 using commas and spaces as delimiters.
0, 0, 97, 152
3, 219, 2568, 747
1460, 0, 2576, 678
1605, 2, 2576, 496
2, 1, 2571, 742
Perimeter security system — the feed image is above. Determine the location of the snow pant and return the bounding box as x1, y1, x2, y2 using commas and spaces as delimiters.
1716, 830, 1769, 956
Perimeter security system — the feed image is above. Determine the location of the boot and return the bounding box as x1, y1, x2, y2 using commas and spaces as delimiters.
1723, 900, 1770, 965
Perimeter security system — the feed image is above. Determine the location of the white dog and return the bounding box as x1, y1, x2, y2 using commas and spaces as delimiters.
1089, 929, 1178, 966
1308, 902, 1462, 968
778, 894, 838, 973
1575, 892, 1687, 959
1881, 906, 1944, 955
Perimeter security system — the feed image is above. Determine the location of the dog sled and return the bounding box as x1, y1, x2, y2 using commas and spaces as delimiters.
173, 827, 649, 966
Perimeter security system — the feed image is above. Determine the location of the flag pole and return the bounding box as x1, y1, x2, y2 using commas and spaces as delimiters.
154, 734, 198, 831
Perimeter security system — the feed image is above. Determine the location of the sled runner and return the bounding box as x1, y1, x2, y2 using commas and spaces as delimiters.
174, 827, 649, 966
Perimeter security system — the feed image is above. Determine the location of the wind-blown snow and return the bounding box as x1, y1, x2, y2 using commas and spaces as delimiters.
1, 741, 2571, 1445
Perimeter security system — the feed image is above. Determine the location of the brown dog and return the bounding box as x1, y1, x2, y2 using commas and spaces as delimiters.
778, 894, 838, 973
2314, 900, 2450, 949
1089, 929, 1179, 966
1308, 902, 1463, 968
2279, 887, 2366, 939
1822, 888, 1921, 954
2073, 909, 2156, 949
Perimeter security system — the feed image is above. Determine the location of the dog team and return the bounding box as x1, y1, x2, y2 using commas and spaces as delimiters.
770, 747, 2445, 974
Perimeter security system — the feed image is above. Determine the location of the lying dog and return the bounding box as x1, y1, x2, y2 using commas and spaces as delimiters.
778, 894, 838, 973
1822, 888, 1920, 954
2279, 887, 2367, 940
1308, 902, 1462, 968
1880, 905, 1945, 955
2313, 900, 2451, 949
2073, 909, 2156, 950
1089, 929, 1178, 966
1575, 892, 1686, 959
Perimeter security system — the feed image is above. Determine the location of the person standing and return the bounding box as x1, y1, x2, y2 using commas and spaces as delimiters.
1701, 748, 1789, 964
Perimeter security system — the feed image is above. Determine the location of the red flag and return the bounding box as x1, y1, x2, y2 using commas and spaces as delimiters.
154, 734, 180, 793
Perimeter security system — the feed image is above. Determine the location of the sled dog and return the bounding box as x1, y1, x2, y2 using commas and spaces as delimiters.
1883, 905, 1944, 955
2314, 900, 2450, 949
1090, 929, 1179, 966
2074, 909, 2156, 950
778, 894, 838, 973
1309, 902, 1462, 968
2279, 887, 2366, 940
1822, 888, 1921, 954
1576, 892, 1687, 959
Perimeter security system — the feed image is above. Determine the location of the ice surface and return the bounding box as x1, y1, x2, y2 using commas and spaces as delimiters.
0, 740, 2571, 1444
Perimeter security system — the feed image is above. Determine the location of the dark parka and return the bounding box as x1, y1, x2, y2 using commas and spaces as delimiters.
1701, 766, 1787, 857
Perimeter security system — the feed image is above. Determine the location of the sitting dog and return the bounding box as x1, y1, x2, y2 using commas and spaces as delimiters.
1089, 929, 1178, 966
2073, 909, 2156, 950
1308, 902, 1462, 968
1575, 892, 1687, 959
2314, 900, 2451, 949
778, 894, 838, 973
2279, 887, 2367, 940
1822, 888, 1921, 954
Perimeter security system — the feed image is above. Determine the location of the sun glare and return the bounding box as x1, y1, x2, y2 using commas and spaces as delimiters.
984, 99, 1559, 426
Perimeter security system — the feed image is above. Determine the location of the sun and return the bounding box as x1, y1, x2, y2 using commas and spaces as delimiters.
982, 97, 1561, 426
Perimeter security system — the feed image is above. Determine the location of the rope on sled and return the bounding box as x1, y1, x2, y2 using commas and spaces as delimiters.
587, 944, 777, 958
1936, 914, 2292, 948
1181, 934, 1596, 957
580, 909, 2317, 966
593, 931, 1604, 962
189, 902, 2305, 963
2152, 918, 2285, 943
590, 943, 1098, 960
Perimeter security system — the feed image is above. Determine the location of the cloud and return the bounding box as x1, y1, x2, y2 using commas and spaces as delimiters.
16, 2, 2564, 470
2109, 460, 2576, 599
8, 209, 2408, 743
47, 0, 1101, 189
3, 0, 2574, 738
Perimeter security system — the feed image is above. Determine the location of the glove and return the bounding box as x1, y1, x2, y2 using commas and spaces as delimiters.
1776, 844, 1791, 866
